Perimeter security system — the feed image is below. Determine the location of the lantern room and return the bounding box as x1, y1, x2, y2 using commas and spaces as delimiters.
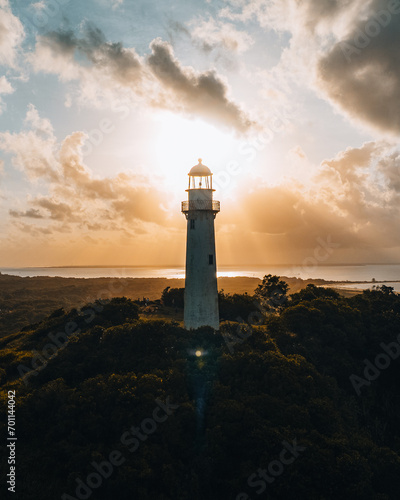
187, 158, 213, 190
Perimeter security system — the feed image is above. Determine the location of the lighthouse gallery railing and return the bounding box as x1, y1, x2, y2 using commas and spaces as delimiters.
181, 200, 220, 212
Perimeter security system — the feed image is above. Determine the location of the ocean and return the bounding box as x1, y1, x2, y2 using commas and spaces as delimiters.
1, 264, 400, 291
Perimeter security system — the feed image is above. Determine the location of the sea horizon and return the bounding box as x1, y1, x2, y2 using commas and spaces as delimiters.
5, 262, 400, 269
2, 264, 400, 291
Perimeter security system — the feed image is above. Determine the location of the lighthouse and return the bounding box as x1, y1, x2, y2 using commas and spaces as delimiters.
181, 159, 220, 330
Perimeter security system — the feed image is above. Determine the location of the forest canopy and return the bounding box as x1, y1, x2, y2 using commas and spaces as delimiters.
1, 277, 400, 499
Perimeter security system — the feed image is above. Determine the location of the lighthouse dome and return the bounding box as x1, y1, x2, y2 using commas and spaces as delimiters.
189, 158, 212, 177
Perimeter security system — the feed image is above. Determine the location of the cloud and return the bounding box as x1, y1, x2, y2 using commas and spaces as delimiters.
11, 221, 53, 236
147, 38, 254, 132
219, 0, 364, 35
168, 17, 254, 70
189, 17, 254, 54
0, 76, 13, 94
111, 0, 124, 9
0, 105, 172, 237
215, 139, 400, 264
316, 0, 400, 135
378, 151, 400, 192
30, 26, 142, 88
0, 0, 25, 67
0, 75, 14, 114
273, 0, 365, 35
220, 0, 400, 135
3, 108, 400, 263
9, 208, 44, 219
316, 142, 387, 220
319, 141, 386, 183
29, 24, 255, 133
228, 184, 352, 250
0, 113, 59, 181
314, 141, 400, 243
33, 197, 79, 222
31, 1, 45, 10
24, 103, 53, 136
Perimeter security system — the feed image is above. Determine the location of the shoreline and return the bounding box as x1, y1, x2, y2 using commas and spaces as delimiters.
1, 271, 398, 296
0, 273, 396, 337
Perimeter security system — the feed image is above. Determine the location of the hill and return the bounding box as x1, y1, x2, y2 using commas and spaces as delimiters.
1, 282, 400, 499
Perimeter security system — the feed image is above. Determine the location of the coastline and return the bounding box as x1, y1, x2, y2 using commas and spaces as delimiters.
0, 272, 397, 338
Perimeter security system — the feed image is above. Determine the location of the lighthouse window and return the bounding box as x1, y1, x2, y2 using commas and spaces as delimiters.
209, 254, 214, 265
190, 219, 195, 230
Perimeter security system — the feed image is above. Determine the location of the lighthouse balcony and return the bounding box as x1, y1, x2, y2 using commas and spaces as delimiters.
181, 200, 220, 213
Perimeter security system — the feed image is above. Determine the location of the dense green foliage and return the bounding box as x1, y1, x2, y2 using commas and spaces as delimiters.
1, 281, 400, 499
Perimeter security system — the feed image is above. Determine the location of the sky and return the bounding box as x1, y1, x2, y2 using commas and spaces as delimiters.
0, 0, 400, 267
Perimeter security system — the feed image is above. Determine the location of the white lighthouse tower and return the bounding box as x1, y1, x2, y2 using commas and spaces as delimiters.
181, 159, 220, 330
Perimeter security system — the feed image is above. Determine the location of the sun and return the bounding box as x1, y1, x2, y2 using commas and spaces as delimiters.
152, 112, 237, 194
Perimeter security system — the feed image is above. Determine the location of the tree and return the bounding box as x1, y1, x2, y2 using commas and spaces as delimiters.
377, 284, 395, 295
288, 284, 340, 306
254, 275, 289, 310
98, 297, 139, 325
161, 287, 184, 308
218, 291, 257, 321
